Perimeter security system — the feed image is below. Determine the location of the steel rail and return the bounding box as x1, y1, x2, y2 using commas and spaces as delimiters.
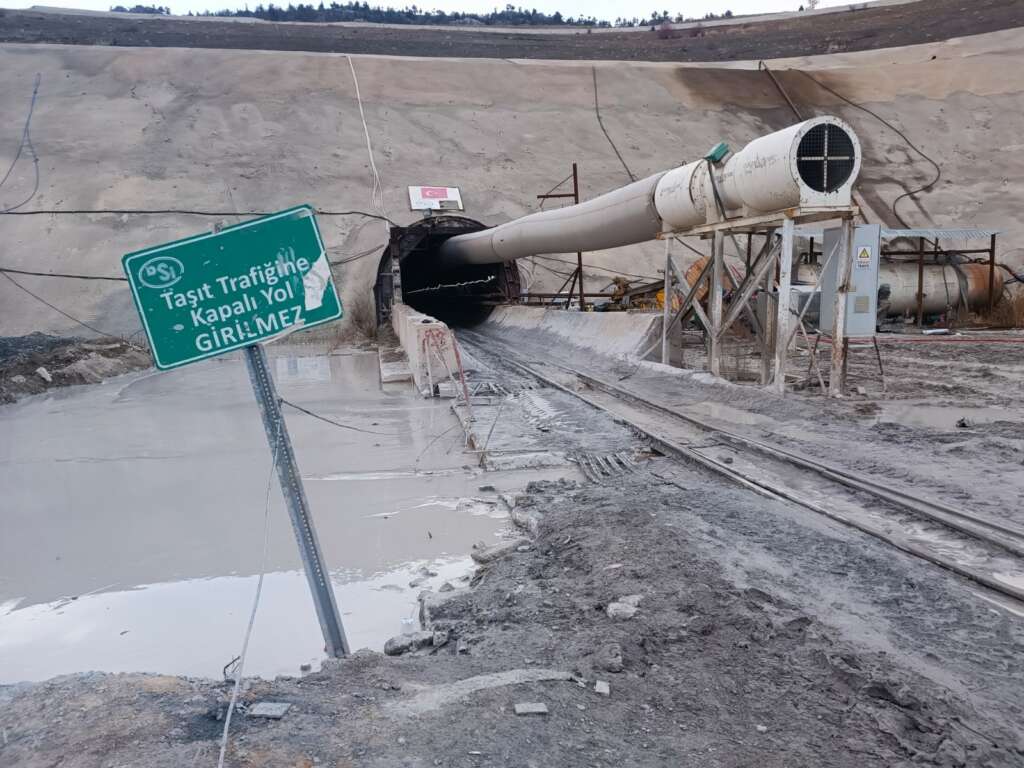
457, 330, 1024, 606
554, 365, 1024, 558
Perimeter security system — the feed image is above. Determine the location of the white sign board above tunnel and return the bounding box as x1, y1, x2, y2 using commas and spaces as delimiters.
408, 185, 464, 211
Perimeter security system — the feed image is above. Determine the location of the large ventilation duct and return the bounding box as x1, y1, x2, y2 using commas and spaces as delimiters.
440, 116, 860, 268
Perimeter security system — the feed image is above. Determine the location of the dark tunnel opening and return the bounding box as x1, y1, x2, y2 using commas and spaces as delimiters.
374, 216, 520, 327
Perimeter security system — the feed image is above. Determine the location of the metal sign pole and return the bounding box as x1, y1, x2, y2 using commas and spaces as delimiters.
244, 343, 350, 658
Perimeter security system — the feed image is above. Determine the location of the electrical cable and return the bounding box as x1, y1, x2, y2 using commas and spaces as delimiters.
532, 254, 661, 282
0, 74, 42, 213
591, 68, 711, 267
279, 397, 397, 435
346, 55, 390, 237
0, 266, 126, 281
591, 67, 636, 183
0, 270, 126, 340
795, 70, 941, 228
415, 422, 460, 465
216, 412, 281, 768
328, 243, 388, 266
1, 208, 397, 225
1, 245, 386, 276
404, 276, 495, 294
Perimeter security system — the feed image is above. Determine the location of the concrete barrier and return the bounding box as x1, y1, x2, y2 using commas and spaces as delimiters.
483, 306, 661, 359
391, 303, 459, 396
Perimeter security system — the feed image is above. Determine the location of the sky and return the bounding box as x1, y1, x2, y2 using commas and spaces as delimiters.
0, 0, 854, 23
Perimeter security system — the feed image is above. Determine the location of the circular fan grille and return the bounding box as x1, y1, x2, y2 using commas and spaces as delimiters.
796, 123, 855, 193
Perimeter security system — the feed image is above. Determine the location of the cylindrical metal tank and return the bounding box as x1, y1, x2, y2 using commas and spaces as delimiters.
802, 260, 1009, 316
440, 116, 861, 268
878, 262, 1003, 315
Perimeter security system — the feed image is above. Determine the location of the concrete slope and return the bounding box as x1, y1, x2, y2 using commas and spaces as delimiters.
0, 30, 1021, 340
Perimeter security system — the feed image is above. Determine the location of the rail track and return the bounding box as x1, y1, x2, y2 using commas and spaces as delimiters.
458, 329, 1024, 609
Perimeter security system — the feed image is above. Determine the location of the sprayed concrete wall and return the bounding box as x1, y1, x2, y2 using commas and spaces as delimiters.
484, 306, 661, 360
1, 31, 1023, 341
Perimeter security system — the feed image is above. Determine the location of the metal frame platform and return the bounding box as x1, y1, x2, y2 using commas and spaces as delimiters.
656, 205, 859, 397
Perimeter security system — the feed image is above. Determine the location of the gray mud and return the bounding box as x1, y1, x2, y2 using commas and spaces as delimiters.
2, 330, 1023, 766
0, 332, 151, 403
3, 473, 1022, 766
479, 322, 1024, 527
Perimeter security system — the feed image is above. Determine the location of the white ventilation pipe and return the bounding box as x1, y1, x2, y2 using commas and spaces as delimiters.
439, 116, 860, 268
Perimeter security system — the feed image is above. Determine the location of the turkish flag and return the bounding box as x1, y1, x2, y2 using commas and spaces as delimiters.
421, 187, 449, 199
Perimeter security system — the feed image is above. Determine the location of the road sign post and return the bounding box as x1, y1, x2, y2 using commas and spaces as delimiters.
244, 342, 349, 657
123, 205, 349, 657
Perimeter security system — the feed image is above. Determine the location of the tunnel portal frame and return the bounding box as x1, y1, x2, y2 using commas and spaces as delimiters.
374, 215, 522, 327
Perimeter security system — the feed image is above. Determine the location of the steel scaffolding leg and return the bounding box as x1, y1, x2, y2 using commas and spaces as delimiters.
661, 237, 671, 365
829, 219, 854, 398
709, 232, 724, 377
772, 217, 795, 394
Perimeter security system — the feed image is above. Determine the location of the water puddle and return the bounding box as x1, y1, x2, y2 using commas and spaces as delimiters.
678, 402, 775, 428
873, 402, 1023, 430
0, 344, 571, 682
0, 558, 472, 683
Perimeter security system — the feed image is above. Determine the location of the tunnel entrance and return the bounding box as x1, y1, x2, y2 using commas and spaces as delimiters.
374, 215, 521, 327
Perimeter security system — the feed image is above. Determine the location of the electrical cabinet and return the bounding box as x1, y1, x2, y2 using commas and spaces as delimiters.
819, 224, 880, 338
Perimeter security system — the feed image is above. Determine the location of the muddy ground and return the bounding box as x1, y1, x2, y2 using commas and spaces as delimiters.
0, 332, 150, 403
2, 470, 1021, 766
492, 324, 1024, 525
2, 326, 1023, 766
1, 0, 1022, 61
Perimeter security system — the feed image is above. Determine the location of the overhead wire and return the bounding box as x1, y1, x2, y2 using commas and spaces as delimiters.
532, 254, 661, 282
0, 270, 126, 340
592, 66, 636, 183
795, 69, 941, 229
328, 242, 388, 266
0, 73, 42, 213
1, 207, 396, 224
346, 55, 391, 238
590, 67, 711, 269
0, 266, 126, 281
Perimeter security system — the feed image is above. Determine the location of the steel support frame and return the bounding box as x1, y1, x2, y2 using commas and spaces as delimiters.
988, 233, 998, 313
667, 250, 713, 333
537, 162, 586, 311
828, 218, 855, 398
658, 205, 858, 396
772, 218, 795, 394
708, 231, 725, 377
662, 238, 672, 364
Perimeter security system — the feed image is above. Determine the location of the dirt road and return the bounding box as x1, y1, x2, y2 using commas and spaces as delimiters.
1, 0, 1022, 61
4, 470, 1022, 767
3, 324, 1024, 766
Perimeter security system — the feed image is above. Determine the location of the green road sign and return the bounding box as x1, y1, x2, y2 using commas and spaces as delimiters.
123, 205, 343, 370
